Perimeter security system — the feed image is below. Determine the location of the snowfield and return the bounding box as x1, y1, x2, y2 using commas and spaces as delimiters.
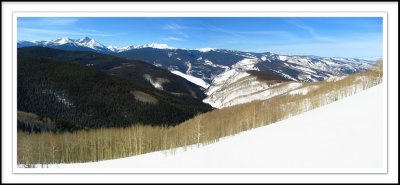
41, 84, 383, 171
171, 70, 210, 89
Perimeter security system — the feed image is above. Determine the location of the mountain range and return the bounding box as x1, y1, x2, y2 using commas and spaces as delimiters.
17, 37, 377, 110
17, 37, 175, 54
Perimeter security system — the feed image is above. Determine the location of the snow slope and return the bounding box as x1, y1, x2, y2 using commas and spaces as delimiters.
204, 75, 303, 108
45, 84, 383, 171
171, 70, 210, 89
203, 56, 306, 108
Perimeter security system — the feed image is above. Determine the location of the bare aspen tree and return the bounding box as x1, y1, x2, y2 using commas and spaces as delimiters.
376, 59, 383, 80
196, 116, 202, 144
252, 103, 256, 129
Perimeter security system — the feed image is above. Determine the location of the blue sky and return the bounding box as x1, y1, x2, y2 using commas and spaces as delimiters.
17, 17, 382, 58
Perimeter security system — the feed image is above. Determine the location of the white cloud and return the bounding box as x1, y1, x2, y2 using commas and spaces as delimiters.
163, 23, 182, 30
163, 37, 184, 41
291, 22, 335, 42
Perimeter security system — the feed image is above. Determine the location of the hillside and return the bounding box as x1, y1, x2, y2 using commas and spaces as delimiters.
17, 49, 212, 131
24, 84, 384, 169
18, 47, 208, 99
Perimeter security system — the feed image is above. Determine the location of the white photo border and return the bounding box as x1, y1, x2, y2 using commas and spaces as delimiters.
2, 1, 398, 183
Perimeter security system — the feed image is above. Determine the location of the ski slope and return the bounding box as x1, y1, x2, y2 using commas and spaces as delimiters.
41, 84, 384, 170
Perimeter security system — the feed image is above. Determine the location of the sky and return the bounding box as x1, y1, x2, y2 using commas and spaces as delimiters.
17, 17, 383, 58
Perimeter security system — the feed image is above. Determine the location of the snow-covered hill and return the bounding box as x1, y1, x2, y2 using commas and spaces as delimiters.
42, 84, 383, 170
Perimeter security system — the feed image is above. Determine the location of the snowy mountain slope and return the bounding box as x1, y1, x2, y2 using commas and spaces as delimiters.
203, 56, 291, 108
203, 69, 303, 108
18, 37, 375, 85
231, 57, 259, 70
75, 37, 109, 52
42, 84, 383, 170
203, 53, 374, 108
115, 48, 239, 83
204, 75, 301, 108
171, 70, 210, 89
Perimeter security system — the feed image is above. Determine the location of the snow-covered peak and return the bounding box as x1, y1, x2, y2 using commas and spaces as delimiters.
77, 36, 92, 43
54, 37, 73, 45
75, 37, 106, 49
197, 48, 216, 52
38, 37, 110, 52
